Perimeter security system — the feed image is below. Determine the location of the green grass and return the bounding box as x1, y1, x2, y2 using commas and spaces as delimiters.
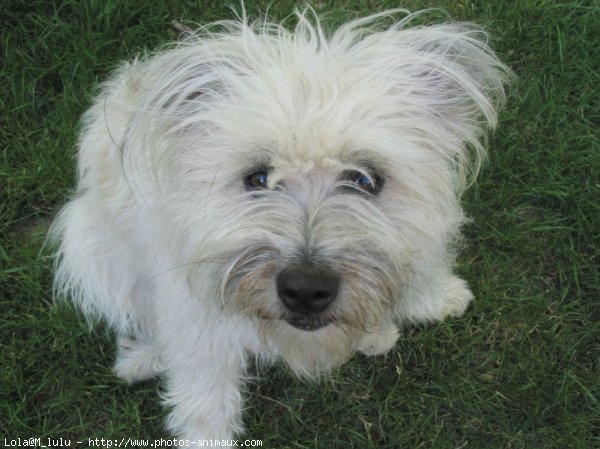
1, 0, 598, 447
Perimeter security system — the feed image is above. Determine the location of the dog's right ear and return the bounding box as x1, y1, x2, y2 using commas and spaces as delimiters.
131, 27, 248, 122
141, 53, 231, 120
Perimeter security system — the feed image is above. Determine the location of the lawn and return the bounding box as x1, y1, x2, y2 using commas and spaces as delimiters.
1, 0, 598, 448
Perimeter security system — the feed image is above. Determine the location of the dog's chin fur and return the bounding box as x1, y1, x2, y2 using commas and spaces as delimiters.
257, 320, 360, 377
50, 6, 509, 440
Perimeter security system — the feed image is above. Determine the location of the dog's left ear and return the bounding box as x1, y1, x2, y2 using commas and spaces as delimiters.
406, 24, 511, 127
346, 19, 512, 184
399, 23, 512, 180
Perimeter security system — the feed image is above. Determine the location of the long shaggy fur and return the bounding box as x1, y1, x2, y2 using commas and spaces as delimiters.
50, 7, 509, 439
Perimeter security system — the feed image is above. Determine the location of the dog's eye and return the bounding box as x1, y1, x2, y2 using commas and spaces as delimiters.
340, 170, 383, 195
244, 170, 269, 191
354, 173, 375, 190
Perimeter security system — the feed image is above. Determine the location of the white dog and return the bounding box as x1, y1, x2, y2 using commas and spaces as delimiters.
51, 7, 509, 440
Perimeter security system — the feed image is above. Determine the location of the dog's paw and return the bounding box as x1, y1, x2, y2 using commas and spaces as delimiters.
114, 337, 163, 384
358, 325, 399, 356
440, 275, 474, 319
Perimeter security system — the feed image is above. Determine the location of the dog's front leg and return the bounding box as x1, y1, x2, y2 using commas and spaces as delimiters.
161, 332, 245, 440
162, 348, 244, 440
156, 295, 245, 440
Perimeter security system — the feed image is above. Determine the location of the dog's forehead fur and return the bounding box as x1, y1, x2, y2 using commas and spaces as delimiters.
193, 58, 396, 170
129, 11, 506, 189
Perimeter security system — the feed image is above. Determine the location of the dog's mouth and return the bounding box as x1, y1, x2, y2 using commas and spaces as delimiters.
285, 315, 332, 331
283, 314, 331, 332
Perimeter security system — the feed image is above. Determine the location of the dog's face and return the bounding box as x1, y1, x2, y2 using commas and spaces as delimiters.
121, 18, 506, 374
161, 67, 456, 374
220, 157, 407, 330
179, 126, 412, 372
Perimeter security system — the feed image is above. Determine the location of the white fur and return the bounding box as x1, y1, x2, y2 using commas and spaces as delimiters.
50, 7, 509, 439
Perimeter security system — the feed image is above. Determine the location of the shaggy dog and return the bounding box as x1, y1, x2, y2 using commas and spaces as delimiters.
51, 7, 509, 440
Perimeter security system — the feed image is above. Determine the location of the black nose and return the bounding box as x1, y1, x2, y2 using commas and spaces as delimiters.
276, 264, 339, 315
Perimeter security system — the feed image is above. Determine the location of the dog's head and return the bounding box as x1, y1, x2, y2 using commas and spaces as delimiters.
126, 9, 509, 374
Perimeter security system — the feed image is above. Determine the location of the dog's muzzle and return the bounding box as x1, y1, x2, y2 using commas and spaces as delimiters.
276, 263, 339, 331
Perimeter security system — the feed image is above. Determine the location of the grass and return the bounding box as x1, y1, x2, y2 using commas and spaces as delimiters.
1, 0, 598, 448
